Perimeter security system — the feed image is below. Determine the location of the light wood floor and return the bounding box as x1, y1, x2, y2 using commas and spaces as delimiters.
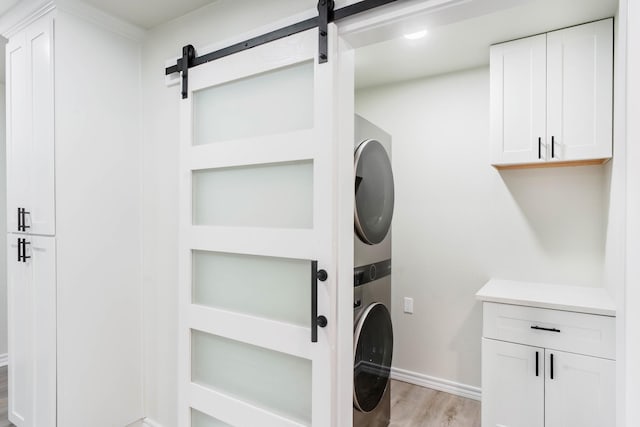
390, 380, 481, 427
0, 368, 478, 427
0, 366, 10, 427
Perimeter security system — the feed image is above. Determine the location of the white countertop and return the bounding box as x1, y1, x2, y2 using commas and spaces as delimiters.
476, 279, 616, 316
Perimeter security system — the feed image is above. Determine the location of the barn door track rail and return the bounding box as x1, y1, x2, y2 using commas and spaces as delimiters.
166, 0, 401, 98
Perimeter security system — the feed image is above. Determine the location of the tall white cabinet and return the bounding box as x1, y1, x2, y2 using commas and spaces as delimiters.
490, 19, 613, 168
477, 280, 616, 427
4, 4, 143, 427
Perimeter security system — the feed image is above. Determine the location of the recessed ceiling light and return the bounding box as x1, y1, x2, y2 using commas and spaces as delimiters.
404, 29, 428, 40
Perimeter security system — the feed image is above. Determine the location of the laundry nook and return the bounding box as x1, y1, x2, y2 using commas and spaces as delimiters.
0, 0, 637, 426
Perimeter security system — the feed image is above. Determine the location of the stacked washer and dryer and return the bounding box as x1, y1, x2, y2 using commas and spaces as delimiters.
353, 115, 395, 427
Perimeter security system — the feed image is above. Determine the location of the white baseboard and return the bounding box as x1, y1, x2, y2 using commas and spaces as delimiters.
0, 353, 7, 367
142, 418, 164, 427
390, 367, 481, 401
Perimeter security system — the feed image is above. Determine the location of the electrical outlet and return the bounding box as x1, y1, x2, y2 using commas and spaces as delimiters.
403, 297, 414, 314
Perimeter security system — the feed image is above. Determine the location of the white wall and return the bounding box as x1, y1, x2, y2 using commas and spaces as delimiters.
141, 1, 316, 425
0, 83, 6, 359
609, 3, 628, 426
624, 0, 640, 424
356, 67, 609, 388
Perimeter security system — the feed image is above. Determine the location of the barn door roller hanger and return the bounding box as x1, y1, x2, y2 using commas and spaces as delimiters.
166, 0, 400, 99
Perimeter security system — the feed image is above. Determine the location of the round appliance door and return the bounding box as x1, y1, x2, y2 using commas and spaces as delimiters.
353, 302, 394, 413
354, 139, 394, 245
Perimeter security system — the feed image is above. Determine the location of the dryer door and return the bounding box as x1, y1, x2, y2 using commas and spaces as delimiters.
353, 302, 394, 413
354, 139, 394, 245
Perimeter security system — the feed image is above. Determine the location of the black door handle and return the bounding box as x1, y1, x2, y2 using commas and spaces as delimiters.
550, 353, 554, 380
551, 135, 555, 158
535, 351, 539, 377
311, 261, 328, 343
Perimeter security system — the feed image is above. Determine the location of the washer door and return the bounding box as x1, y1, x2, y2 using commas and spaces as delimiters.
354, 139, 394, 245
353, 302, 394, 413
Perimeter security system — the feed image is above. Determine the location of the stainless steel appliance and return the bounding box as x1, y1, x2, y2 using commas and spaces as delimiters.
353, 115, 394, 427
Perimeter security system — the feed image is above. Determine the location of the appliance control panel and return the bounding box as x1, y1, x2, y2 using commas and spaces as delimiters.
354, 259, 392, 287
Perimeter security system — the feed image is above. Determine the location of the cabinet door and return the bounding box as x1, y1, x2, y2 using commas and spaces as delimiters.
8, 235, 56, 427
482, 338, 544, 427
6, 14, 55, 236
6, 31, 30, 234
546, 19, 613, 162
545, 350, 615, 427
490, 34, 547, 166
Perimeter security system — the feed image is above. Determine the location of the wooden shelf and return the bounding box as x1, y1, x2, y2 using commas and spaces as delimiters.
493, 158, 610, 170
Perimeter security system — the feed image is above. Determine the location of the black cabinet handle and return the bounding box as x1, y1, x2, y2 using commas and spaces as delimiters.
531, 325, 561, 333
538, 137, 542, 159
17, 207, 31, 232
550, 353, 554, 380
311, 261, 328, 343
17, 238, 31, 263
551, 135, 555, 158
535, 351, 539, 377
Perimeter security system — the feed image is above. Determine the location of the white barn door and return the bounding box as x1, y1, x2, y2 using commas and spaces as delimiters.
179, 25, 352, 427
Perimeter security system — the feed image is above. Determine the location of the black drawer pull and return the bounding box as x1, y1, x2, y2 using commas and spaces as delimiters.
550, 353, 554, 380
531, 325, 561, 333
535, 351, 539, 377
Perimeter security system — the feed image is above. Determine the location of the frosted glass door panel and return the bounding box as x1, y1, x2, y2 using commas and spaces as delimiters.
192, 331, 312, 425
193, 251, 309, 326
193, 61, 313, 145
192, 161, 313, 228
192, 409, 232, 427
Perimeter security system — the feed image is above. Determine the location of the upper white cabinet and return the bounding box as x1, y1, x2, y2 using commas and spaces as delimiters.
6, 16, 55, 235
491, 19, 613, 168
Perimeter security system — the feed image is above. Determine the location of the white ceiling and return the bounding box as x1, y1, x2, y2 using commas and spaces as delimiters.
0, 0, 18, 84
0, 0, 619, 86
355, 0, 618, 89
0, 0, 17, 16
80, 0, 219, 29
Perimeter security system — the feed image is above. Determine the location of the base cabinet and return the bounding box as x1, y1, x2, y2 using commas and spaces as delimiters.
482, 338, 615, 427
482, 338, 544, 427
7, 236, 56, 427
545, 350, 615, 427
478, 281, 616, 427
